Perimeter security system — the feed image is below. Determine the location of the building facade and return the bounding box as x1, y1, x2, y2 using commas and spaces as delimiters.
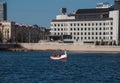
0, 21, 49, 43
14, 24, 49, 43
50, 0, 120, 45
0, 2, 7, 21
0, 21, 15, 43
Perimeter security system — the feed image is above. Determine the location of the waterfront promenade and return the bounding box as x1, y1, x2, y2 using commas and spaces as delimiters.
19, 43, 120, 53
1, 43, 120, 52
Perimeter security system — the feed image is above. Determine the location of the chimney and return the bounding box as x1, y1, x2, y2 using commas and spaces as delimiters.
60, 8, 67, 15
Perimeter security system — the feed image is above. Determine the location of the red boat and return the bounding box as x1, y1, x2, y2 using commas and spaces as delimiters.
50, 51, 67, 60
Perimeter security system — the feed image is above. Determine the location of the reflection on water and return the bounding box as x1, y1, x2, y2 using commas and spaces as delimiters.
0, 51, 120, 83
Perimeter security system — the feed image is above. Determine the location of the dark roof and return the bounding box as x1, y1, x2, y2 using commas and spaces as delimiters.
51, 18, 113, 22
76, 7, 114, 14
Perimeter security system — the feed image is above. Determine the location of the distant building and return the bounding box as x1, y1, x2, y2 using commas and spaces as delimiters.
0, 2, 7, 21
50, 0, 120, 45
14, 24, 49, 43
0, 21, 49, 43
0, 21, 15, 43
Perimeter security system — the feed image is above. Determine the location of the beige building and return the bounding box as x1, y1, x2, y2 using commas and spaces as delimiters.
0, 21, 15, 43
0, 21, 49, 43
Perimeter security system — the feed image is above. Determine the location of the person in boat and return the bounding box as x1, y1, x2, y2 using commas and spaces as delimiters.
51, 54, 62, 57
58, 54, 62, 57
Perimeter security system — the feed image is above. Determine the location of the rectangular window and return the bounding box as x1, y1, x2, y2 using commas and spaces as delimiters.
111, 27, 113, 30
111, 22, 113, 25
81, 28, 83, 31
81, 37, 83, 40
81, 23, 83, 26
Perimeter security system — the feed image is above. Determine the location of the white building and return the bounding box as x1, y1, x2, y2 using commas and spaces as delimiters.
50, 0, 120, 45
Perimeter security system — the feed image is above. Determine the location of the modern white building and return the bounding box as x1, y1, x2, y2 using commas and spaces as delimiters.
50, 0, 120, 45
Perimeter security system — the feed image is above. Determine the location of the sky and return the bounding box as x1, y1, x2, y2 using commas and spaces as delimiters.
1, 0, 113, 28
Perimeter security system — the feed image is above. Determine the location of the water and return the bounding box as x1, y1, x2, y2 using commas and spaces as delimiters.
0, 51, 120, 83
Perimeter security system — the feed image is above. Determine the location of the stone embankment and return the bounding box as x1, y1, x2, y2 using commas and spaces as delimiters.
19, 43, 120, 53
1, 43, 120, 53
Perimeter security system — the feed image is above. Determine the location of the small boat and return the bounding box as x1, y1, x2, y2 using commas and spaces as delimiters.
50, 51, 67, 60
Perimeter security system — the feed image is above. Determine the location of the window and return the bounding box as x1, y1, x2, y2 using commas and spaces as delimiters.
74, 33, 76, 35
81, 23, 83, 26
111, 32, 113, 35
77, 32, 79, 35
103, 27, 105, 30
88, 37, 90, 39
111, 22, 113, 25
111, 27, 113, 30
77, 23, 79, 26
70, 28, 72, 31
81, 28, 83, 31
96, 23, 98, 26
96, 28, 98, 30
96, 32, 98, 35
88, 28, 90, 30
110, 37, 112, 39
74, 28, 76, 31
78, 28, 79, 31
88, 23, 90, 26
103, 32, 105, 35
103, 23, 105, 25
103, 37, 105, 39
88, 32, 90, 35
81, 37, 83, 40
81, 32, 83, 35
96, 37, 98, 39
74, 37, 76, 39
70, 23, 72, 26
74, 23, 76, 26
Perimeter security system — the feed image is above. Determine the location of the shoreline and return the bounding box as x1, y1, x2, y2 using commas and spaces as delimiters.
0, 43, 120, 53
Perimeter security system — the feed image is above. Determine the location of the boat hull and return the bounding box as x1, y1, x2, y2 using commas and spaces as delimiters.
50, 51, 67, 60
50, 56, 67, 60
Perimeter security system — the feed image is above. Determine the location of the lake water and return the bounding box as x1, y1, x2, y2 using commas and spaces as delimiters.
0, 51, 120, 83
